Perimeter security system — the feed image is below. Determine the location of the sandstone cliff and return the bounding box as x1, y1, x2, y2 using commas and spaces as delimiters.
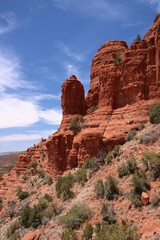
16, 13, 160, 176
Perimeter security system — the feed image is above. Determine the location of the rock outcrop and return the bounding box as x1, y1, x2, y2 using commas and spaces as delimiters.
16, 14, 160, 176
141, 192, 150, 206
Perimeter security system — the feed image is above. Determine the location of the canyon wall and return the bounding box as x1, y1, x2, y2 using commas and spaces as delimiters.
16, 13, 160, 176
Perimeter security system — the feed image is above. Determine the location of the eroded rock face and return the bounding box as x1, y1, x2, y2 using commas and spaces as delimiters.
16, 14, 160, 176
86, 14, 160, 112
61, 75, 86, 116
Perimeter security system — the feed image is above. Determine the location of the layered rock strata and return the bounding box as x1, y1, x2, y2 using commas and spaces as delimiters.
16, 14, 160, 176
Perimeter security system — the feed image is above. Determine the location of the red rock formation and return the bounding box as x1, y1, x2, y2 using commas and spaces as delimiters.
22, 230, 41, 240
141, 192, 149, 206
86, 14, 160, 112
61, 75, 86, 116
16, 14, 160, 176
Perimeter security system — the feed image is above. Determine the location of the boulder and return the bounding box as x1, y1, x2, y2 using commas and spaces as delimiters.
22, 230, 40, 240
141, 192, 149, 206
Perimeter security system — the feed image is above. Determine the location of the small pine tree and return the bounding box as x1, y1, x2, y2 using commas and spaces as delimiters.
20, 205, 32, 228
104, 175, 119, 200
134, 34, 141, 42
61, 228, 78, 240
82, 223, 93, 240
113, 52, 123, 65
95, 180, 104, 198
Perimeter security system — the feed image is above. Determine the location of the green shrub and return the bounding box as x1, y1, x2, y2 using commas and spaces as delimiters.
6, 221, 20, 238
131, 171, 150, 196
95, 223, 139, 240
37, 169, 45, 178
61, 203, 92, 229
44, 193, 53, 202
91, 105, 98, 112
149, 103, 160, 124
20, 204, 43, 229
151, 195, 160, 208
130, 191, 142, 207
55, 173, 75, 201
101, 202, 117, 224
18, 191, 29, 201
142, 152, 160, 180
20, 205, 32, 228
106, 153, 113, 165
44, 202, 62, 218
84, 157, 100, 170
0, 198, 2, 211
117, 164, 129, 178
30, 160, 38, 169
44, 174, 53, 186
113, 52, 123, 65
38, 198, 48, 210
95, 222, 101, 234
82, 223, 93, 240
139, 129, 160, 145
23, 172, 29, 181
61, 228, 78, 240
130, 171, 150, 207
30, 205, 42, 228
127, 158, 137, 174
38, 194, 52, 211
80, 116, 87, 128
104, 175, 119, 200
69, 117, 80, 134
7, 201, 16, 218
95, 180, 104, 198
125, 130, 136, 141
112, 145, 121, 158
96, 151, 107, 166
75, 167, 87, 185
16, 170, 20, 176
8, 232, 20, 240
134, 34, 141, 42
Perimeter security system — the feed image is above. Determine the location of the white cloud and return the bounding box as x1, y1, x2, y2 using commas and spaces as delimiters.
0, 130, 56, 143
0, 94, 62, 129
64, 63, 90, 83
52, 0, 127, 21
0, 12, 17, 34
57, 42, 83, 61
34, 93, 61, 101
40, 109, 62, 125
0, 49, 62, 129
65, 63, 80, 78
0, 96, 39, 128
0, 50, 33, 93
139, 0, 160, 11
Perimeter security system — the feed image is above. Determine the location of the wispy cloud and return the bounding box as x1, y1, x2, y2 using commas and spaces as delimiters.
57, 42, 83, 61
0, 94, 62, 129
121, 22, 142, 28
0, 130, 56, 143
52, 0, 127, 21
0, 95, 39, 129
0, 49, 62, 129
0, 12, 17, 34
34, 93, 61, 101
0, 50, 34, 93
138, 0, 160, 11
64, 63, 90, 84
65, 63, 80, 77
40, 109, 62, 125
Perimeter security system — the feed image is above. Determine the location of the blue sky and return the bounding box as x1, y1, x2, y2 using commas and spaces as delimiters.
0, 0, 159, 152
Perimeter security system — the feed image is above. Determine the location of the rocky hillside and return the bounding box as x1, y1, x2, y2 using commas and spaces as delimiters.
0, 152, 19, 177
0, 13, 160, 240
